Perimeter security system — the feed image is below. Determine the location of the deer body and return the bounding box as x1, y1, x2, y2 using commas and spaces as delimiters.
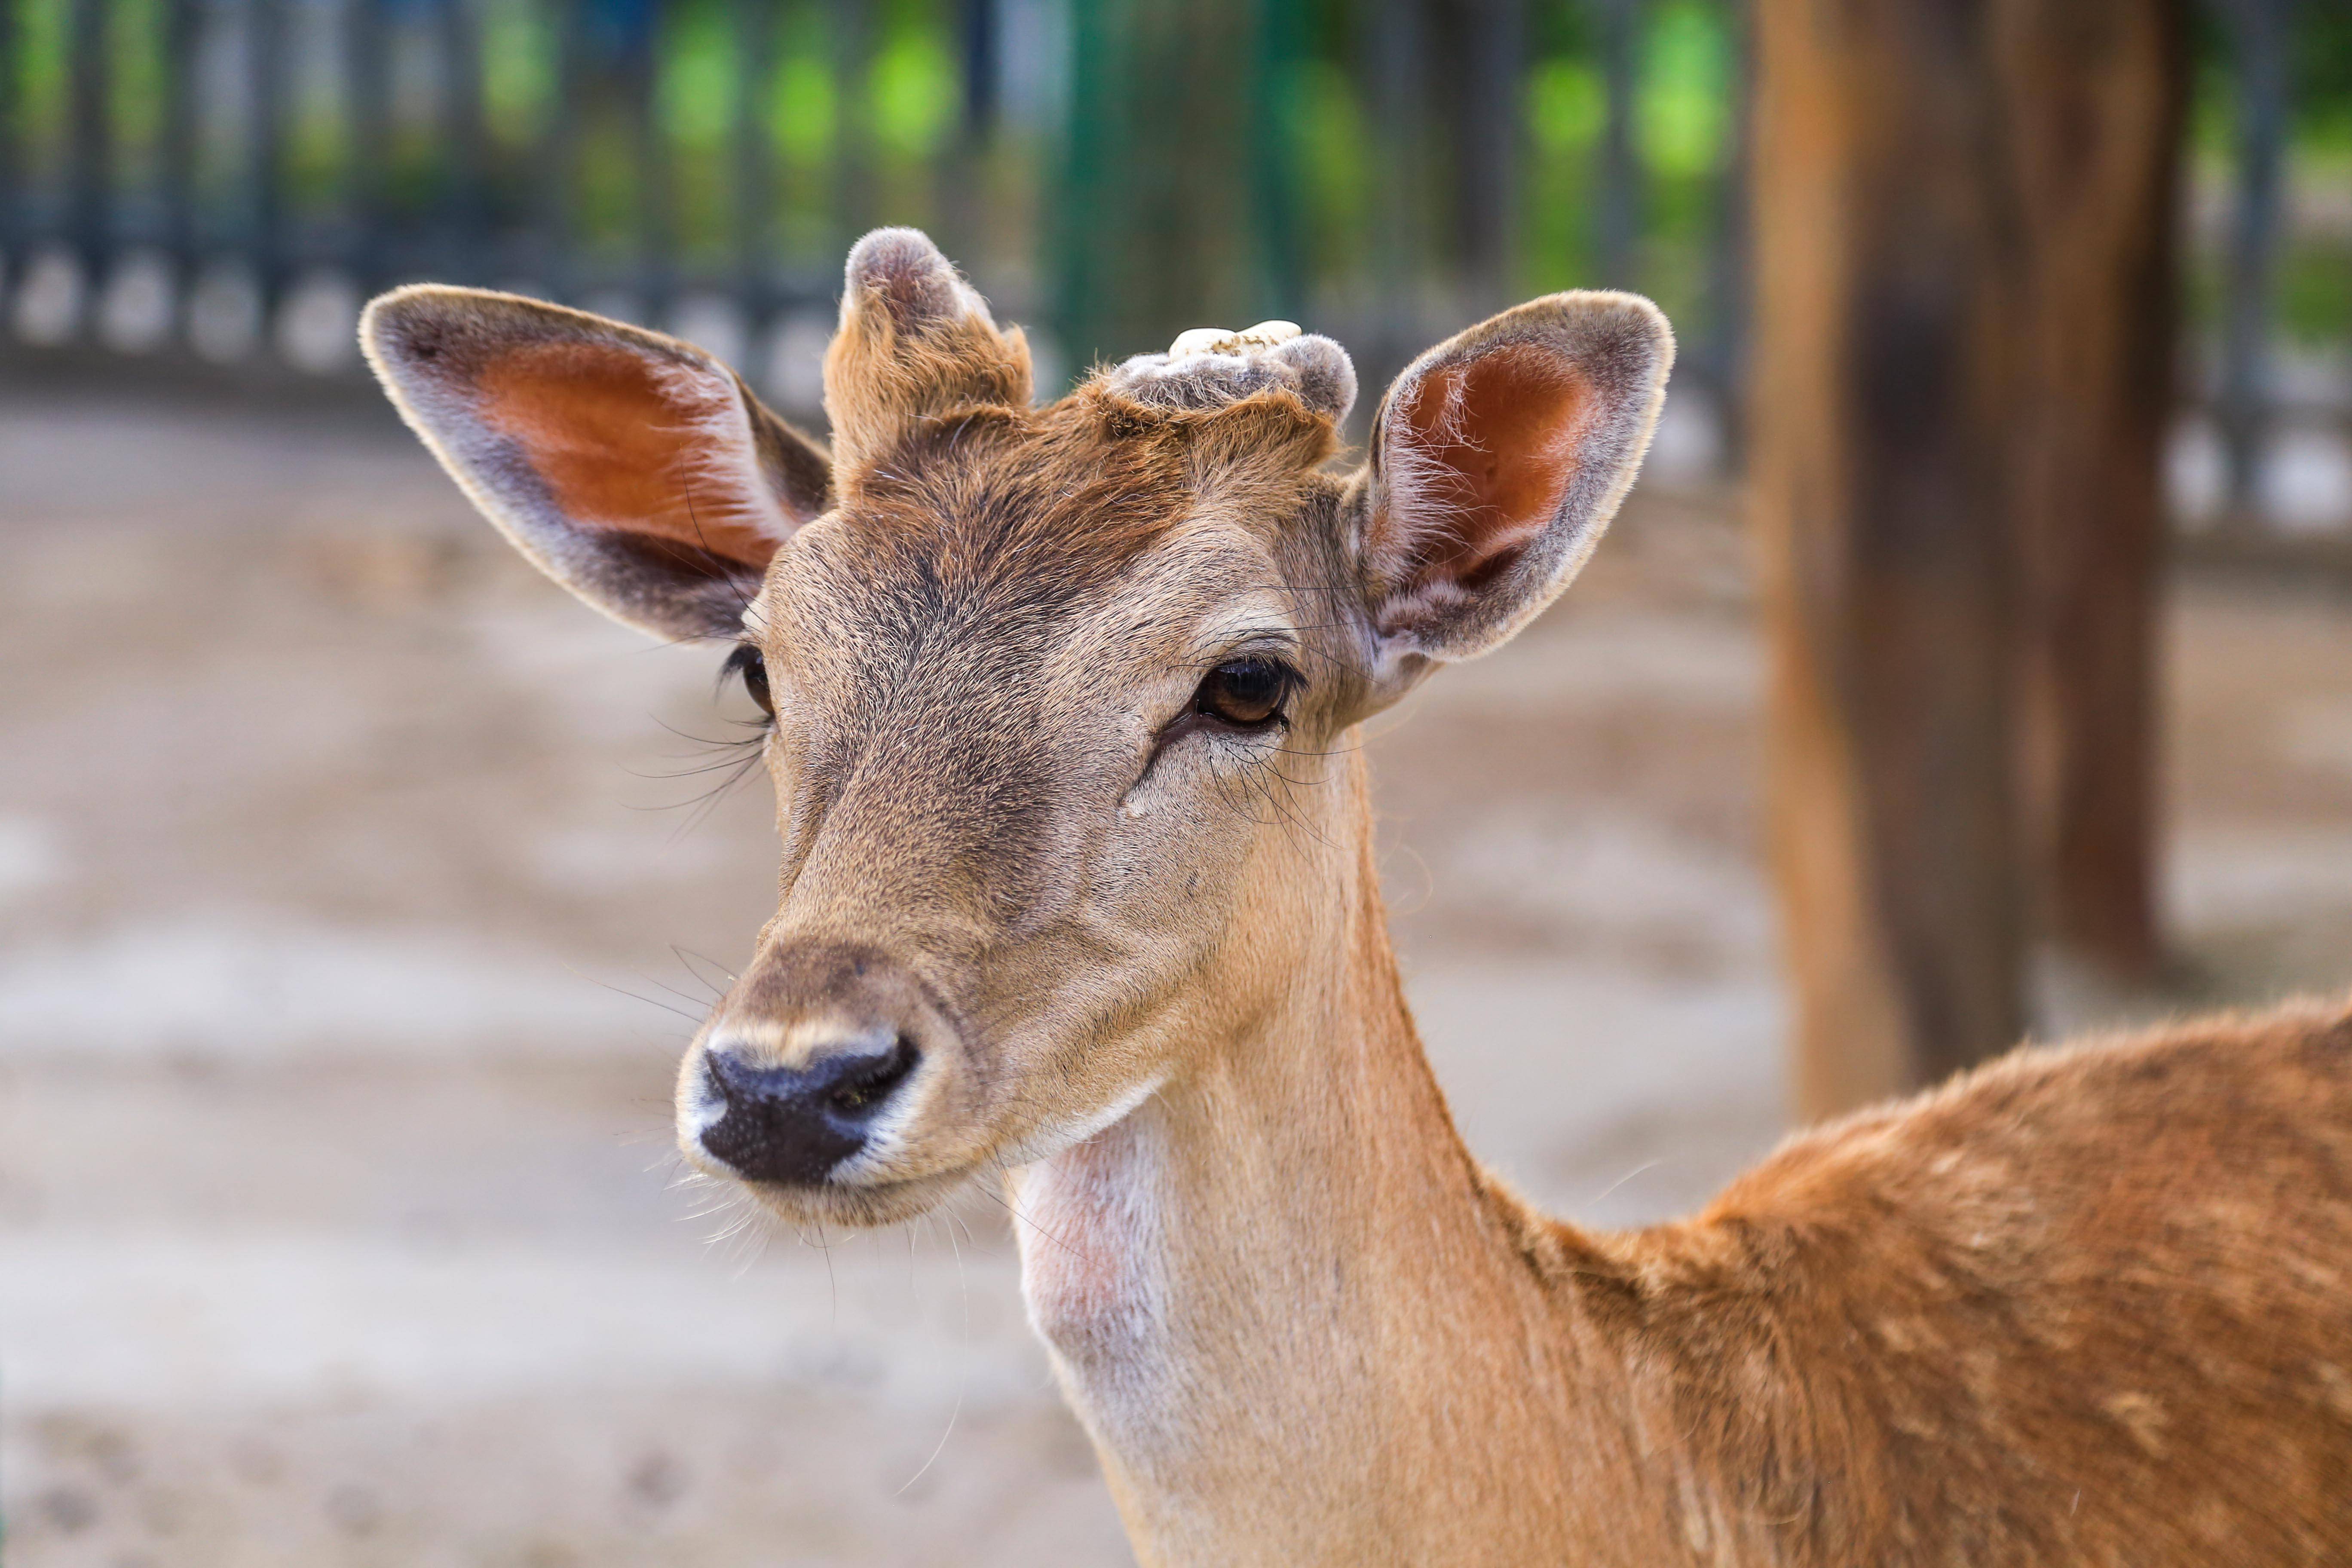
364, 229, 2352, 1565
1018, 742, 2352, 1565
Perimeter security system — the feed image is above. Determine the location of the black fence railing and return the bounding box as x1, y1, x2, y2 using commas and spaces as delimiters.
0, 0, 1758, 421
0, 0, 2346, 533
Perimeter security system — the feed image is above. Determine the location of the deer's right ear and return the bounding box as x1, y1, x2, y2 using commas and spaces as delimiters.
361, 286, 831, 641
1348, 291, 1672, 705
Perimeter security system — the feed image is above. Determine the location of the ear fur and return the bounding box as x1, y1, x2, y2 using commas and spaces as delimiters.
361, 286, 831, 642
1354, 291, 1672, 686
823, 228, 1033, 475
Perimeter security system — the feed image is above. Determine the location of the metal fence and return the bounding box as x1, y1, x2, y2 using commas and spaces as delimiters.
0, 0, 2345, 529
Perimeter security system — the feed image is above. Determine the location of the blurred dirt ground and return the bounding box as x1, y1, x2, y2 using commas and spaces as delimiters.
3, 383, 2349, 1567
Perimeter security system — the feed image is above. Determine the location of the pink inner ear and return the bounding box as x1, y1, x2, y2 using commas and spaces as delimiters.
478, 340, 784, 570
1381, 344, 1592, 595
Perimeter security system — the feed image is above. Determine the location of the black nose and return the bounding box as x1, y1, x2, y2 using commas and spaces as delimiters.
698, 1035, 922, 1185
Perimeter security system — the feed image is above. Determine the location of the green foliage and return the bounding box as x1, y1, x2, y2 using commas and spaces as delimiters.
12, 0, 69, 168
2278, 0, 2351, 370
773, 44, 837, 168
574, 116, 639, 251
1635, 0, 1730, 330
2278, 239, 2352, 346
870, 24, 956, 159
2180, 2, 2352, 346
662, 1, 736, 152
1520, 2, 1732, 325
1528, 58, 1603, 156
106, 0, 163, 163
1523, 55, 1599, 295
2295, 3, 2352, 154
1292, 57, 1370, 285
660, 0, 737, 254
482, 0, 555, 152
1638, 0, 1725, 181
284, 55, 349, 214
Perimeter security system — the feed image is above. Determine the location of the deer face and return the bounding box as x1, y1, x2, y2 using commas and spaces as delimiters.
364, 230, 1670, 1228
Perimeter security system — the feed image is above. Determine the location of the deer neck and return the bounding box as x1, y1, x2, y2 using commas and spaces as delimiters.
1008, 752, 1643, 1563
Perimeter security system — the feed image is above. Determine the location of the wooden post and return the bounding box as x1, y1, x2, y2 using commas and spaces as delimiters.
1752, 0, 2184, 1119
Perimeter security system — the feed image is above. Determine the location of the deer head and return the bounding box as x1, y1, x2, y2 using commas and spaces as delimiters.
362, 229, 1671, 1228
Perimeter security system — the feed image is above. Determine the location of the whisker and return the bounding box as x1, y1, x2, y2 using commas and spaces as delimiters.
895, 1215, 972, 1497
671, 945, 740, 995
563, 967, 706, 1027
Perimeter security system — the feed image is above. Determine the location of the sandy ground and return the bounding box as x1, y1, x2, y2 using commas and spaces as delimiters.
2, 383, 2350, 1566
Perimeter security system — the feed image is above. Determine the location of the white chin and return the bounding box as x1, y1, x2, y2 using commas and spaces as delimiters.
995, 1071, 1168, 1169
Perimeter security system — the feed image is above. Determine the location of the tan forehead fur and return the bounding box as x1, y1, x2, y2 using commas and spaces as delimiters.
765, 369, 1347, 666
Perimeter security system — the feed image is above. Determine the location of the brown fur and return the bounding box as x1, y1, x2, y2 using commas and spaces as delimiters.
1510, 1005, 2352, 1563
366, 230, 2352, 1566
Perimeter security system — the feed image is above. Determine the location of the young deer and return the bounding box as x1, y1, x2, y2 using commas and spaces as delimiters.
364, 229, 2352, 1565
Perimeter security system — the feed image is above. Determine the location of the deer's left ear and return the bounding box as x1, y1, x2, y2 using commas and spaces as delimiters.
361, 286, 832, 642
1351, 292, 1672, 696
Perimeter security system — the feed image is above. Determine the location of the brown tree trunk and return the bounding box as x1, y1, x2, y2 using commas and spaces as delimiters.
2001, 5, 2184, 984
1751, 0, 2182, 1119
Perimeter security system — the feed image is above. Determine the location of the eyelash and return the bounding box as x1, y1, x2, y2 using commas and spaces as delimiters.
1146, 655, 1305, 764
1196, 655, 1300, 729
721, 643, 775, 729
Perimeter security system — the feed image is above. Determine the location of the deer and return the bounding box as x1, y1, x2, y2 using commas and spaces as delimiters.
361, 227, 2352, 1566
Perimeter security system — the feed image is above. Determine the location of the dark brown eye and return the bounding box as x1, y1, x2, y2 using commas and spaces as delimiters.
723, 643, 773, 717
1194, 656, 1293, 729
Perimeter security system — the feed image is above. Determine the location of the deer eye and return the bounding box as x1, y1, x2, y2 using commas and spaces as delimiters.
723, 643, 773, 717
1193, 656, 1294, 729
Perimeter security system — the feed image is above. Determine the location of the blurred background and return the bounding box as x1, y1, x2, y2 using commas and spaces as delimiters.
1, 1, 2348, 1563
